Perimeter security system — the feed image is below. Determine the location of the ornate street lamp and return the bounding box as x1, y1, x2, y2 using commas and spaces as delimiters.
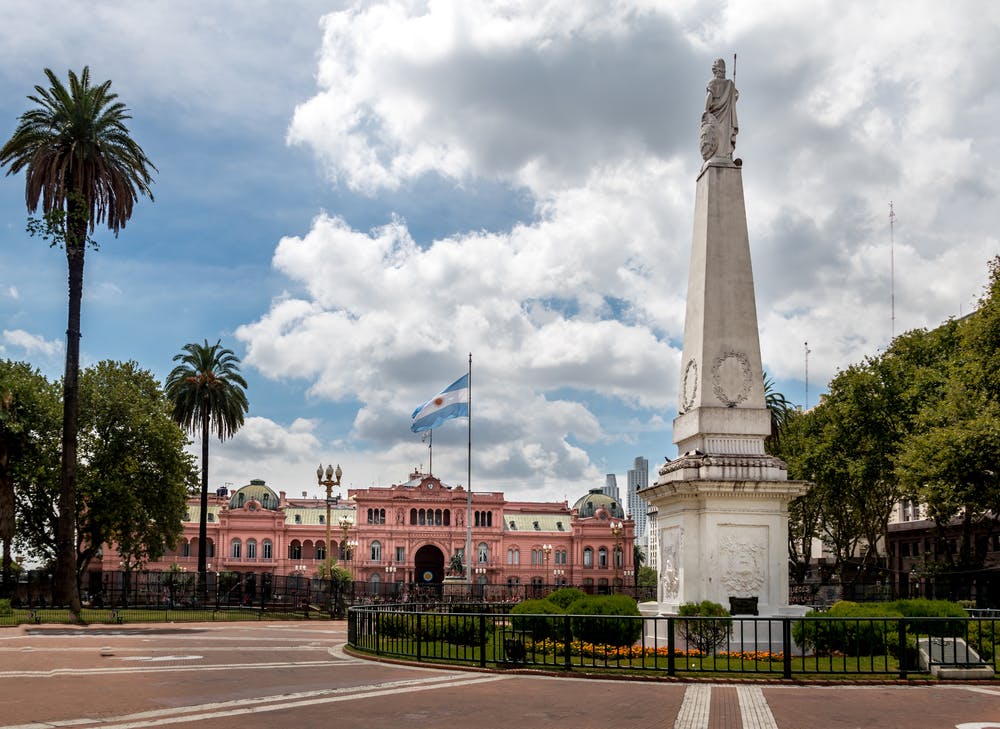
553, 568, 565, 586
317, 464, 343, 578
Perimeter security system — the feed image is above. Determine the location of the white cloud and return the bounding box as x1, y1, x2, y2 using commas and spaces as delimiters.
2, 329, 62, 357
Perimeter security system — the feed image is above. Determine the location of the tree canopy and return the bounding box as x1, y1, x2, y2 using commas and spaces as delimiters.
3, 360, 194, 580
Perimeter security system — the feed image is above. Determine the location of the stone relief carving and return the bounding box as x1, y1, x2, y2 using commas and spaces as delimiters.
720, 529, 766, 596
711, 350, 753, 407
660, 527, 682, 600
681, 358, 699, 413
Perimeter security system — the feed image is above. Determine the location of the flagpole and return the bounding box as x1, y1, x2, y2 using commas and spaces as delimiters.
465, 352, 472, 583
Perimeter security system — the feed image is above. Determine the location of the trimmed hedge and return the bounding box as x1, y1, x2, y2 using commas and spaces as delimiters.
567, 594, 641, 647
375, 611, 491, 646
545, 587, 586, 610
511, 598, 564, 640
793, 601, 903, 656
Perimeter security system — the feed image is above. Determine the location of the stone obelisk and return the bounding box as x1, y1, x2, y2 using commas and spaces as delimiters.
640, 59, 809, 616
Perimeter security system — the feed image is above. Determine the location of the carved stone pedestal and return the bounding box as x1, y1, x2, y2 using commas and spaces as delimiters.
642, 453, 807, 615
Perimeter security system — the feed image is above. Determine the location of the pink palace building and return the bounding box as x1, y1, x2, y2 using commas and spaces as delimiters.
100, 471, 636, 591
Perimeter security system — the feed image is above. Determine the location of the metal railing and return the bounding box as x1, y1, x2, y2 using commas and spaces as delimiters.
348, 605, 1000, 679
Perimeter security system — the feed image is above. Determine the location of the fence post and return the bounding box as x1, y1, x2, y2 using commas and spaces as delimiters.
667, 616, 675, 677
563, 614, 573, 671
897, 618, 907, 679
479, 613, 487, 668
782, 618, 792, 679
416, 612, 422, 663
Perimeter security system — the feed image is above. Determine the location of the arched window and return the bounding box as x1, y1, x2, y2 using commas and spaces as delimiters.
598, 547, 608, 568
434, 509, 442, 526
262, 492, 270, 506
615, 547, 623, 567
231, 539, 242, 558
246, 539, 257, 559
318, 515, 325, 524
369, 572, 382, 585
367, 508, 374, 524
583, 547, 593, 567
418, 509, 426, 526
443, 509, 450, 526
262, 540, 272, 559
206, 539, 215, 558
379, 508, 386, 524
410, 508, 417, 525
207, 513, 215, 522
181, 541, 191, 557
478, 542, 489, 563
237, 493, 245, 507
370, 540, 382, 561
289, 541, 302, 560
294, 514, 302, 524
316, 544, 326, 560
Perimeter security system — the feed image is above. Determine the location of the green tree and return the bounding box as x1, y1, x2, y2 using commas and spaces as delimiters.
165, 340, 248, 593
10, 361, 193, 584
896, 258, 1000, 567
0, 361, 61, 593
76, 361, 195, 575
0, 67, 155, 612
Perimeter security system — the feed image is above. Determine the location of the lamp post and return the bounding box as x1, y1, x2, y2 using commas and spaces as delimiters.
340, 514, 357, 579
553, 568, 564, 586
384, 564, 397, 597
610, 520, 623, 593
317, 463, 343, 579
623, 568, 635, 596
542, 543, 552, 586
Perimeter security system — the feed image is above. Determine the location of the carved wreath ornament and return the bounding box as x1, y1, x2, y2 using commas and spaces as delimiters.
681, 359, 698, 413
711, 351, 753, 407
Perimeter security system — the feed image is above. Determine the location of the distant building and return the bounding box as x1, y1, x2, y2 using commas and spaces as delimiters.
626, 456, 649, 546
98, 473, 636, 592
602, 474, 620, 501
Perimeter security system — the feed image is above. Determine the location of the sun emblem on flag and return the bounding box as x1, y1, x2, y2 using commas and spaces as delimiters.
433, 397, 444, 406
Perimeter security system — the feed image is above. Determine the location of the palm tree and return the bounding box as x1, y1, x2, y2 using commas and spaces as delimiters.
0, 68, 155, 612
165, 340, 249, 594
763, 371, 794, 450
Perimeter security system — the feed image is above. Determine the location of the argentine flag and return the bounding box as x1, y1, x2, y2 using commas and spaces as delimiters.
411, 374, 470, 433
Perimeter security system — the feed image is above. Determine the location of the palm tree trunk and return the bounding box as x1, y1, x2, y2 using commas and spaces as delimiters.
198, 408, 209, 599
54, 233, 84, 617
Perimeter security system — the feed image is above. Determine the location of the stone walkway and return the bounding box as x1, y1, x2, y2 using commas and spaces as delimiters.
0, 622, 998, 729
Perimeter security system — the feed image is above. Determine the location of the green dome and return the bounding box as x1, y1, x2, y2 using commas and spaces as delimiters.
229, 479, 280, 510
572, 488, 625, 519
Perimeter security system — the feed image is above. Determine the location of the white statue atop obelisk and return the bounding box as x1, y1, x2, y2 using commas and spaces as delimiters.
640, 60, 809, 616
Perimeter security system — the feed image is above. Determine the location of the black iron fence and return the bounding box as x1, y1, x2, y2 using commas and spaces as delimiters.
2, 570, 655, 615
348, 604, 1000, 679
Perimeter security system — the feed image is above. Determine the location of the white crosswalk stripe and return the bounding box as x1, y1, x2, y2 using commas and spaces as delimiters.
737, 686, 779, 729
673, 685, 711, 729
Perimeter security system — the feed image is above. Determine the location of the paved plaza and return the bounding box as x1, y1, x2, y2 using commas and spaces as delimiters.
0, 622, 998, 729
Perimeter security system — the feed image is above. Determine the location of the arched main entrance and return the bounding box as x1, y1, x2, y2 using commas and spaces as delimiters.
413, 544, 445, 584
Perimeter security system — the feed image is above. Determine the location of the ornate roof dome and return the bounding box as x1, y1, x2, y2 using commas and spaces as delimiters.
229, 479, 280, 510
572, 488, 625, 520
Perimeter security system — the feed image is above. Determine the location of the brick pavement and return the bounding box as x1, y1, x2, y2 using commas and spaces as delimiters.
0, 622, 998, 729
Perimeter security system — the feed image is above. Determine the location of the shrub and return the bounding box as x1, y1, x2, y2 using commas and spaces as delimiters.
967, 619, 999, 661
376, 612, 491, 646
568, 594, 642, 647
0, 599, 11, 617
511, 599, 563, 640
677, 601, 732, 654
792, 601, 903, 656
545, 587, 586, 610
888, 599, 967, 637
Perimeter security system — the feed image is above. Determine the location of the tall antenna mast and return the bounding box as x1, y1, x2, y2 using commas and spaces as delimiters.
804, 341, 811, 410
890, 201, 896, 340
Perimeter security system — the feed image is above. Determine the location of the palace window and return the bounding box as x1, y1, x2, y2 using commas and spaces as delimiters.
598, 547, 608, 568
583, 547, 593, 567
478, 543, 489, 563
246, 539, 257, 559
231, 539, 242, 558
262, 540, 273, 559
370, 540, 382, 561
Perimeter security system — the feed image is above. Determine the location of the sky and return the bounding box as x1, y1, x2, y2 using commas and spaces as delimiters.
1, 1, 998, 506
